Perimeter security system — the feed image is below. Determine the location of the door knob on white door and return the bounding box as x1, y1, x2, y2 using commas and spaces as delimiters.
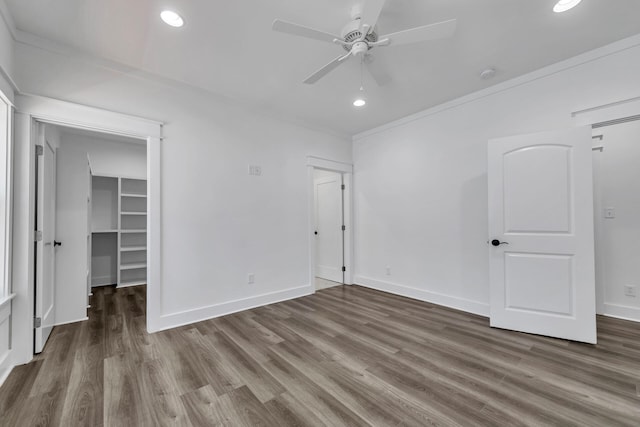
488, 239, 508, 246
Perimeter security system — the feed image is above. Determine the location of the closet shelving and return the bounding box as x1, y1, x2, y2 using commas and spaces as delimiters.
119, 178, 147, 287
91, 175, 147, 288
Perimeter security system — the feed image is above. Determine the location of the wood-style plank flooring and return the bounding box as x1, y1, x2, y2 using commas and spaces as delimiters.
1, 284, 639, 426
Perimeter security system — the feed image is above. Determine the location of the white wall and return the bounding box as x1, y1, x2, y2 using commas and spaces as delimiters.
13, 41, 352, 334
60, 132, 146, 179
594, 121, 640, 321
353, 36, 640, 318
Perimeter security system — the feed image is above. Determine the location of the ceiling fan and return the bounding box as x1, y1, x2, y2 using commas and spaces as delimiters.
272, 0, 457, 85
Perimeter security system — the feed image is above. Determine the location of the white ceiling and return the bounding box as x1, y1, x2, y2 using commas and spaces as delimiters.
6, 0, 640, 135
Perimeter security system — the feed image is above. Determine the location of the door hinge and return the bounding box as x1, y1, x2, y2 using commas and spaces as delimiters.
34, 317, 42, 328
35, 145, 44, 156
341, 225, 346, 231
34, 230, 43, 242
342, 266, 346, 272
341, 184, 345, 190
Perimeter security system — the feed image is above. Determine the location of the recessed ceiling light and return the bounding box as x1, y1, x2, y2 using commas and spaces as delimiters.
353, 98, 366, 107
553, 0, 582, 13
161, 10, 184, 27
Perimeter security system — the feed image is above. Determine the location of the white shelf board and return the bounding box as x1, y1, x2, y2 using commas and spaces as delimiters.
92, 229, 118, 233
121, 193, 147, 198
120, 246, 147, 252
120, 229, 147, 234
121, 211, 147, 215
118, 280, 146, 288
120, 263, 147, 270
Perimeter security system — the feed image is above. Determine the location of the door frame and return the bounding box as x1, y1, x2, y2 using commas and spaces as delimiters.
307, 156, 353, 289
11, 94, 163, 365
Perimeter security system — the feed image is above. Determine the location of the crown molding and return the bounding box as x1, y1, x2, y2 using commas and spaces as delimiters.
12, 28, 351, 141
353, 33, 640, 141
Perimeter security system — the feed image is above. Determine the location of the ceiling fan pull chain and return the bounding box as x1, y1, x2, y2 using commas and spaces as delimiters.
360, 57, 365, 91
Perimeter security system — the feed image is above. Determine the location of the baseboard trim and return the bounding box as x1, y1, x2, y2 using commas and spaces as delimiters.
54, 317, 89, 327
92, 277, 116, 287
154, 284, 314, 332
0, 364, 13, 388
0, 348, 13, 388
354, 275, 490, 317
602, 303, 640, 323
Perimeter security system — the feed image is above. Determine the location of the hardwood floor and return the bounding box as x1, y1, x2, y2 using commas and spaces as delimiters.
1, 284, 639, 426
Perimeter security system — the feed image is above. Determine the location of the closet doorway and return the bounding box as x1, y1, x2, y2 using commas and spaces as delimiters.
34, 123, 148, 352
592, 119, 640, 321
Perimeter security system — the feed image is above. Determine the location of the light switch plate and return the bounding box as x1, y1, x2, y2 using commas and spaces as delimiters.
248, 165, 262, 176
604, 207, 615, 219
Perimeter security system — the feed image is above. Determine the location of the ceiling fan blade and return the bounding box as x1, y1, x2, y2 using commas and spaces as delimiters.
359, 0, 387, 33
365, 56, 391, 86
381, 19, 457, 46
303, 53, 352, 84
272, 19, 343, 44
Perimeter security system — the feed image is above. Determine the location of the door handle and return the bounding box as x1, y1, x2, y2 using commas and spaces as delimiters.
488, 239, 509, 247
54, 240, 62, 247
314, 231, 318, 235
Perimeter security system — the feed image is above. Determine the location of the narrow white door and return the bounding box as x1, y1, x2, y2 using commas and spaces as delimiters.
314, 172, 344, 283
35, 130, 57, 353
488, 127, 597, 344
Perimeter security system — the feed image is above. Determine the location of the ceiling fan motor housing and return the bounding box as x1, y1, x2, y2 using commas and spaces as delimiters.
341, 19, 378, 52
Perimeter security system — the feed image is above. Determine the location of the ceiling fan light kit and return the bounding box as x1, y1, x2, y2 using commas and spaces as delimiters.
353, 98, 367, 107
160, 10, 184, 27
553, 0, 583, 13
271, 0, 457, 86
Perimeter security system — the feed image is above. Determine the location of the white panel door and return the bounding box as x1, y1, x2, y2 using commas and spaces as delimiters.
315, 173, 343, 283
488, 127, 596, 344
35, 131, 57, 353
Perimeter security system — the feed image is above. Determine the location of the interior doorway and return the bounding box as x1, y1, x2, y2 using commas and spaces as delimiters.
33, 122, 148, 353
307, 156, 353, 292
313, 169, 344, 290
592, 119, 640, 321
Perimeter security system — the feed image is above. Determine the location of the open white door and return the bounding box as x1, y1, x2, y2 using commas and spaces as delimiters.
34, 126, 57, 353
488, 127, 597, 344
314, 172, 344, 283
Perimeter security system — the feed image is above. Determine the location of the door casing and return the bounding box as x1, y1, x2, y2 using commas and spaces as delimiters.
11, 95, 162, 366
307, 156, 353, 290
